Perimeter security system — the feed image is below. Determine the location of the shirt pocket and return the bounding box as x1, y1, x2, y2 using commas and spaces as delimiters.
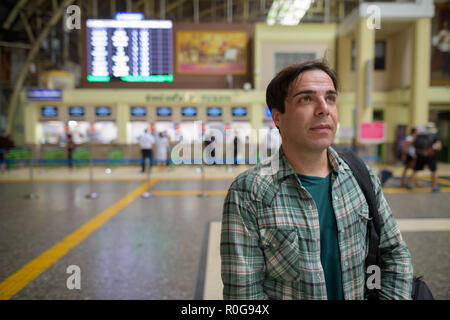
259, 227, 300, 282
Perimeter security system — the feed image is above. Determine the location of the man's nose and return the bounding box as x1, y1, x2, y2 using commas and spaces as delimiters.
315, 97, 329, 116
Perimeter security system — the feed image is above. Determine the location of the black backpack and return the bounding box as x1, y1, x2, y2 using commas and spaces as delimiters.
413, 133, 434, 152
339, 151, 434, 300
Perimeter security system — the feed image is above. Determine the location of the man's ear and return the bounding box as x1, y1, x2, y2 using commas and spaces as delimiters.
271, 108, 281, 128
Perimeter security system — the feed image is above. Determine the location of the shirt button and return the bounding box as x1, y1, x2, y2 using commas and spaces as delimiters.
344, 261, 349, 267
317, 274, 322, 281
334, 196, 338, 201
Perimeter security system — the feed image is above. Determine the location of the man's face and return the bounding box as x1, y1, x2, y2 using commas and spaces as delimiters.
271, 69, 338, 153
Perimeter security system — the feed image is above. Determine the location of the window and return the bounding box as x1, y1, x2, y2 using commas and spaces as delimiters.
351, 40, 386, 70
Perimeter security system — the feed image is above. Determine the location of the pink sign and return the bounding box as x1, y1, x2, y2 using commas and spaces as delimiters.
359, 122, 385, 143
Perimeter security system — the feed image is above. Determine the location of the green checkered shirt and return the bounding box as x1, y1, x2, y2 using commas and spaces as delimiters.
220, 146, 413, 300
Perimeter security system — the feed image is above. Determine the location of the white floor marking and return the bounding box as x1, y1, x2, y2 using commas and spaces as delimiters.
204, 218, 450, 299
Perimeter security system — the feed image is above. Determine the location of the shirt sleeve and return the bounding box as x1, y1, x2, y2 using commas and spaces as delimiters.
220, 186, 267, 300
367, 165, 414, 300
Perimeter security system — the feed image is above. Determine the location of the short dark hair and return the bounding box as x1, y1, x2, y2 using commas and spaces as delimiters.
266, 59, 339, 114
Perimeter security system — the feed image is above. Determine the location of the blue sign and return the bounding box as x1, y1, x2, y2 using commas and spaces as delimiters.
131, 107, 147, 116
182, 107, 197, 117
27, 89, 61, 101
41, 106, 58, 117
207, 107, 222, 117
114, 12, 144, 21
265, 106, 271, 117
69, 106, 85, 116
232, 107, 247, 117
96, 106, 111, 116
157, 107, 172, 116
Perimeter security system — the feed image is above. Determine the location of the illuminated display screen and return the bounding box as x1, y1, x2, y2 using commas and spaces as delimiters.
157, 107, 172, 116
86, 16, 173, 83
232, 107, 247, 117
207, 107, 222, 117
130, 106, 147, 116
96, 106, 112, 116
41, 106, 58, 117
69, 106, 85, 116
181, 107, 197, 117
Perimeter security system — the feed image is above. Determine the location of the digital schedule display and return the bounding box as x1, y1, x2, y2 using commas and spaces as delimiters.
130, 106, 147, 116
207, 107, 222, 117
86, 16, 173, 83
69, 106, 85, 116
232, 107, 247, 117
96, 106, 112, 116
41, 106, 58, 117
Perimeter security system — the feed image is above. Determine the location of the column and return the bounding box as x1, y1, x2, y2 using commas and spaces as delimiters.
410, 18, 431, 129
355, 18, 375, 132
116, 103, 129, 144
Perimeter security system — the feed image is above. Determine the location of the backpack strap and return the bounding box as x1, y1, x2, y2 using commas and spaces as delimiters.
339, 151, 381, 300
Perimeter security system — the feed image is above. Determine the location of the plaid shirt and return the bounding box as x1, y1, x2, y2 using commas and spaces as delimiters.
221, 146, 413, 300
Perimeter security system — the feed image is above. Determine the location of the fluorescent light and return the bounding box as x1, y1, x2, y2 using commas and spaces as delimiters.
266, 0, 313, 26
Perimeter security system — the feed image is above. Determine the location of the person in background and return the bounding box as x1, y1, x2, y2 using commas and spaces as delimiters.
155, 132, 170, 167
138, 129, 155, 173
221, 59, 413, 300
0, 132, 14, 171
407, 123, 442, 193
400, 128, 421, 187
66, 133, 75, 169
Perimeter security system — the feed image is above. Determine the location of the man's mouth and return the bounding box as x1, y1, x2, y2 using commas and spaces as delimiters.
310, 124, 332, 132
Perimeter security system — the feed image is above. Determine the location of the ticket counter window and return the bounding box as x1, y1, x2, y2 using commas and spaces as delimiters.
205, 121, 225, 142
178, 122, 201, 143
68, 121, 90, 144
129, 121, 149, 144
155, 121, 177, 142
40, 121, 65, 144
92, 121, 118, 144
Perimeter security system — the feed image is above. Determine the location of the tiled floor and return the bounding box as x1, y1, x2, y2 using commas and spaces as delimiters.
0, 162, 449, 300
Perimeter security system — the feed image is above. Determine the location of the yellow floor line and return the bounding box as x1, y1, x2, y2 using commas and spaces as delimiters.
420, 176, 450, 186
0, 178, 159, 300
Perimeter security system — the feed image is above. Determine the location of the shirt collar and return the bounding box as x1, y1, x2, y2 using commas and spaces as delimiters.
273, 145, 349, 182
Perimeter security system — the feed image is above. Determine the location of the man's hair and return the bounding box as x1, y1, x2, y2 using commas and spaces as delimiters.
266, 59, 339, 114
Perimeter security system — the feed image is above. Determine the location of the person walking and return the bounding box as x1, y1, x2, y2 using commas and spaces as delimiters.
400, 128, 421, 187
221, 60, 413, 300
155, 132, 170, 167
66, 133, 75, 169
407, 124, 442, 192
138, 129, 155, 173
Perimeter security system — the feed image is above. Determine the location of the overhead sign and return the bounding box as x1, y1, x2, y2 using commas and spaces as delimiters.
27, 89, 62, 101
358, 122, 385, 143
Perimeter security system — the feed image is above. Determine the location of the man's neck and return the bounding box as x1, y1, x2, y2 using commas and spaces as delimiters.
282, 145, 331, 178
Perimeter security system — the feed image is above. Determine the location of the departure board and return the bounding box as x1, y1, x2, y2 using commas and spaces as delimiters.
86, 16, 173, 83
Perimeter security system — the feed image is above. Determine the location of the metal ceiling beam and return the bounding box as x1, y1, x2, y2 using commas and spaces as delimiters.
6, 0, 76, 136
19, 11, 35, 44
3, 0, 29, 30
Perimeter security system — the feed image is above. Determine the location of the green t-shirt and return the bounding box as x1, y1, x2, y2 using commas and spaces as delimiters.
297, 173, 344, 300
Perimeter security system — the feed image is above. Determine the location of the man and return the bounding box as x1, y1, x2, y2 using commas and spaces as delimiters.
138, 129, 155, 173
220, 60, 413, 300
400, 128, 421, 187
407, 123, 442, 193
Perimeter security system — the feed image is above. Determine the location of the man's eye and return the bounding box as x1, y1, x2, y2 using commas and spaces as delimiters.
299, 96, 310, 103
326, 96, 337, 102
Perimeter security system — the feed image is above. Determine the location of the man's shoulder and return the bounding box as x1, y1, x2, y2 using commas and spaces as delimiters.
228, 160, 278, 204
